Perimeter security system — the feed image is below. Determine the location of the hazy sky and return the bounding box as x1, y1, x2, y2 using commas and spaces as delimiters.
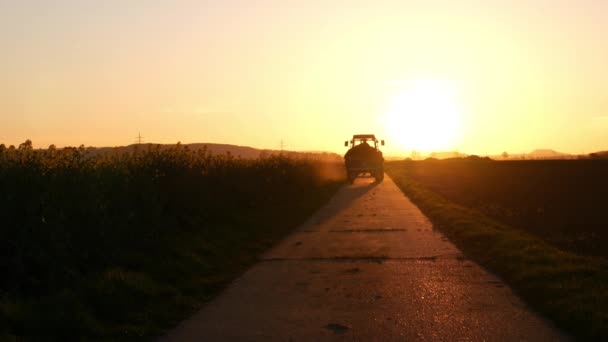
1, 0, 607, 155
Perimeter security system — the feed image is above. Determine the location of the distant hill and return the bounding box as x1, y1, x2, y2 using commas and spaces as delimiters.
492, 149, 574, 160
84, 143, 342, 161
527, 149, 570, 159
398, 148, 608, 161
589, 150, 608, 159
141, 143, 268, 159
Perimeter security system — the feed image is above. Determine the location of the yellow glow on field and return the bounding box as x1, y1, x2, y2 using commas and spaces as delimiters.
383, 80, 463, 152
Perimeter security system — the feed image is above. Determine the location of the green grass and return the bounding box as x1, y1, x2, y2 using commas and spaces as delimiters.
386, 161, 608, 340
0, 142, 345, 341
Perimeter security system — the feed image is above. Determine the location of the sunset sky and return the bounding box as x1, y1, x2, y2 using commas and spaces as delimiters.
1, 1, 607, 156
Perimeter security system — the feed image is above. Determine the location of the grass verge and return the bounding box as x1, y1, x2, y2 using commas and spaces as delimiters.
386, 161, 608, 340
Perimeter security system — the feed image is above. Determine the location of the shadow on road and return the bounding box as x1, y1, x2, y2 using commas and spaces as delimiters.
307, 176, 381, 227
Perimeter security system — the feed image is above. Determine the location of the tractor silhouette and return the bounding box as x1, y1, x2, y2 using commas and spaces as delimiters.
343, 134, 385, 184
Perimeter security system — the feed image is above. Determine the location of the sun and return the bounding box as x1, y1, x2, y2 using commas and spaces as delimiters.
383, 80, 463, 152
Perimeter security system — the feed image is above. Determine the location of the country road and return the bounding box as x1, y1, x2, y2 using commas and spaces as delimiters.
161, 175, 566, 341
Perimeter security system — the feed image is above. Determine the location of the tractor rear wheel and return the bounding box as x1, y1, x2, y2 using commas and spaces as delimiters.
348, 171, 357, 184
374, 168, 384, 182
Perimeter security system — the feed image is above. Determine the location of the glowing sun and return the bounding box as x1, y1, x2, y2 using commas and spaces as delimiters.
383, 80, 463, 151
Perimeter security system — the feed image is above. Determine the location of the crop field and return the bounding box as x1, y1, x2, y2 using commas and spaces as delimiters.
392, 158, 608, 258
0, 141, 344, 340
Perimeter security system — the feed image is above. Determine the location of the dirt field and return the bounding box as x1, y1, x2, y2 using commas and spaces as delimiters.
390, 159, 608, 259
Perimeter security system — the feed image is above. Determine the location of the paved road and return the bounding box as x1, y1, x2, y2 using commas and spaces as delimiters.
161, 175, 566, 341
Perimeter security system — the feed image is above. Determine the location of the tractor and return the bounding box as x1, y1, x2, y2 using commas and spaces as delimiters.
343, 134, 385, 184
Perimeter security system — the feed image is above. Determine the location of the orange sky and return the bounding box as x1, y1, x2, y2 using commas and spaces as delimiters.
1, 1, 607, 156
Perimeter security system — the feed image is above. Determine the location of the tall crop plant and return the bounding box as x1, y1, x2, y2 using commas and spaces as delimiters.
0, 141, 344, 340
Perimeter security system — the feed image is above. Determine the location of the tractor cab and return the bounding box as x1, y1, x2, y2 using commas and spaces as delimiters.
345, 134, 385, 149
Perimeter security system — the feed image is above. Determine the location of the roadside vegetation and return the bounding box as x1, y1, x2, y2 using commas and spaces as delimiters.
0, 140, 344, 341
386, 159, 608, 340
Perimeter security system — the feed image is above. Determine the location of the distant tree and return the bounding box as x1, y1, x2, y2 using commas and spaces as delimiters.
18, 139, 33, 151
0, 144, 5, 152
502, 151, 509, 159
48, 144, 56, 151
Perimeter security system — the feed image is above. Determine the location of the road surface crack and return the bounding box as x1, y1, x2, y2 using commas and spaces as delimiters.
329, 228, 407, 233
260, 253, 462, 263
